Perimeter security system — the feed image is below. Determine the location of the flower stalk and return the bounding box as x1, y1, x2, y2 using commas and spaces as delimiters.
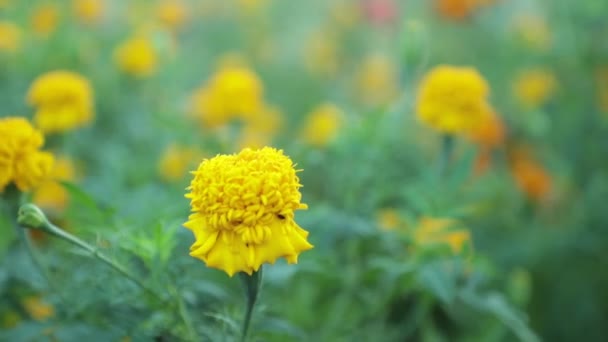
239, 267, 263, 342
17, 203, 161, 303
438, 134, 455, 177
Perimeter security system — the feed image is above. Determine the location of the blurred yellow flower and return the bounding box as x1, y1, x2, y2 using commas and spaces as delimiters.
238, 0, 270, 13
416, 65, 491, 134
158, 144, 203, 182
305, 31, 339, 77
595, 66, 608, 113
191, 64, 264, 128
21, 296, 54, 321
356, 53, 399, 106
33, 157, 76, 212
330, 1, 361, 29
30, 4, 59, 36
513, 69, 557, 109
27, 70, 94, 134
0, 21, 21, 53
238, 105, 283, 150
377, 208, 401, 230
72, 0, 104, 24
512, 14, 552, 51
184, 147, 313, 276
157, 0, 189, 31
414, 217, 471, 254
114, 36, 158, 78
0, 117, 54, 192
302, 103, 343, 147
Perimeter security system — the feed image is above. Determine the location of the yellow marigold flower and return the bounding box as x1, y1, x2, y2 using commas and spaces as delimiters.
376, 208, 401, 230
238, 105, 283, 150
30, 4, 59, 36
184, 147, 313, 276
414, 217, 471, 254
157, 0, 188, 31
72, 0, 104, 25
511, 14, 552, 52
595, 66, 608, 113
27, 71, 94, 134
416, 65, 491, 134
356, 53, 399, 106
158, 144, 203, 182
191, 65, 264, 127
33, 157, 76, 212
305, 31, 339, 77
0, 117, 54, 192
21, 296, 54, 321
512, 68, 557, 109
302, 103, 343, 147
114, 36, 158, 78
0, 21, 21, 53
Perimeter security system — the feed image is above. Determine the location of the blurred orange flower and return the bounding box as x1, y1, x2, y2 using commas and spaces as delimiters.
73, 0, 104, 25
157, 0, 189, 31
509, 148, 552, 202
467, 109, 506, 149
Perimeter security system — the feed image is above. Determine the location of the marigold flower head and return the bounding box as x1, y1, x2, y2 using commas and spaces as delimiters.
0, 117, 54, 192
414, 216, 471, 254
509, 148, 552, 202
305, 31, 339, 77
512, 14, 552, 52
376, 208, 401, 230
158, 144, 203, 182
157, 0, 189, 31
27, 71, 94, 134
184, 147, 313, 276
72, 0, 104, 25
33, 157, 76, 212
466, 108, 506, 149
21, 296, 54, 321
435, 0, 477, 20
416, 65, 491, 134
191, 64, 264, 128
0, 21, 21, 53
512, 68, 557, 109
30, 4, 59, 36
302, 103, 343, 147
114, 36, 158, 78
356, 53, 399, 106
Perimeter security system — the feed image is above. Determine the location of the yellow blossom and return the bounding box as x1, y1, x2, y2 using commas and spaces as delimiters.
595, 66, 608, 113
304, 31, 339, 77
356, 53, 399, 106
158, 144, 203, 182
184, 147, 313, 276
238, 105, 283, 150
0, 21, 21, 53
72, 0, 104, 25
302, 103, 343, 147
512, 68, 557, 109
157, 0, 189, 31
27, 70, 94, 134
191, 64, 264, 128
30, 4, 59, 36
376, 208, 401, 230
512, 14, 552, 52
114, 36, 158, 78
416, 65, 491, 134
33, 157, 77, 212
21, 296, 54, 321
0, 117, 54, 192
414, 216, 471, 254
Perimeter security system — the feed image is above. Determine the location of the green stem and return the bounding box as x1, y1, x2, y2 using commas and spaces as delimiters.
169, 285, 198, 342
438, 134, 455, 178
239, 267, 263, 342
